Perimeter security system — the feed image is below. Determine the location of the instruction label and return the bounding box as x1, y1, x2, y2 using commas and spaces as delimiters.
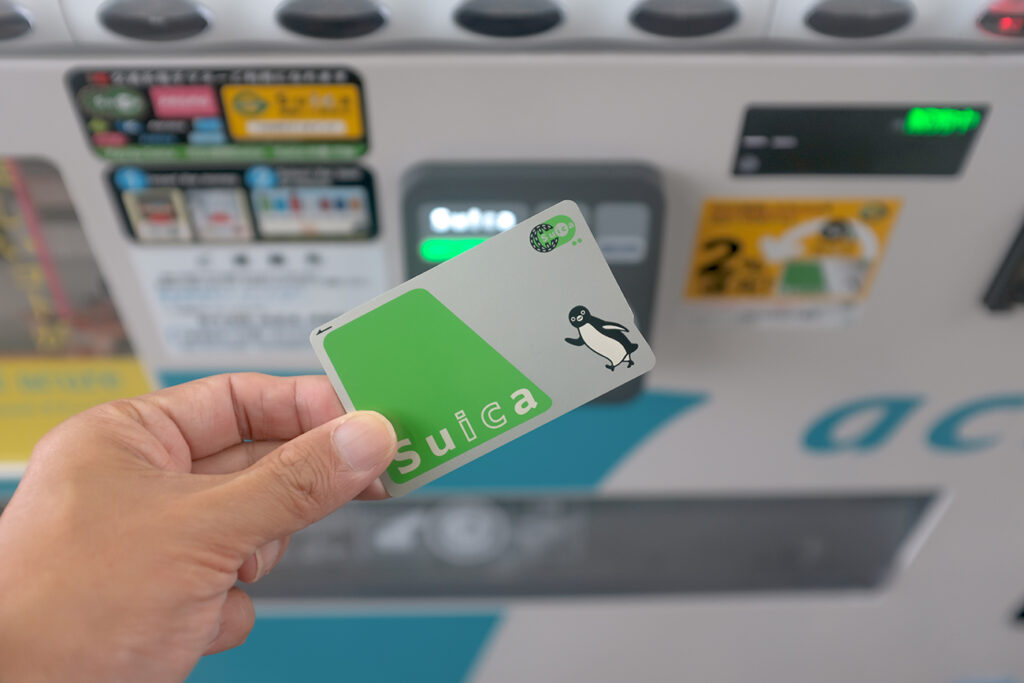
68, 68, 368, 163
134, 244, 388, 355
685, 198, 901, 325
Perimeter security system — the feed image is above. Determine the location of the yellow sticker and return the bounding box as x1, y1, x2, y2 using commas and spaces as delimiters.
685, 199, 901, 303
0, 357, 151, 464
220, 83, 365, 142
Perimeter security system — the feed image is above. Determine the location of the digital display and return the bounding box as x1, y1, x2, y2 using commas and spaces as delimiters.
419, 237, 489, 263
903, 107, 983, 136
412, 201, 530, 263
735, 105, 989, 176
417, 204, 524, 261
428, 206, 519, 234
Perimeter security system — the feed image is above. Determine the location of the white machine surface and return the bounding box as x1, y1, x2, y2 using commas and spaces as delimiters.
1, 1, 1024, 682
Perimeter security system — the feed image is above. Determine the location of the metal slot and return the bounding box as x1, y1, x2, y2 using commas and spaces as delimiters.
984, 219, 1024, 312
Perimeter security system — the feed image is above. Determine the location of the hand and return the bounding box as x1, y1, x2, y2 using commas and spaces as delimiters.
0, 373, 397, 683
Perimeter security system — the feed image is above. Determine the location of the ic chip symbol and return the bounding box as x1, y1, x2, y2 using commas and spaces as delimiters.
530, 223, 558, 253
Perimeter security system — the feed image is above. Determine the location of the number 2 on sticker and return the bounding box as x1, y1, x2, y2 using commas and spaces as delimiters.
698, 238, 740, 294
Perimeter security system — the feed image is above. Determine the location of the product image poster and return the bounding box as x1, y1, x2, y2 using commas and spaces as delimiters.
685, 198, 902, 325
312, 201, 655, 496
110, 164, 376, 243
68, 67, 368, 163
0, 158, 149, 468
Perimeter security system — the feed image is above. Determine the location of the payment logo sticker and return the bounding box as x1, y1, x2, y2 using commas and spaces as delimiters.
78, 85, 148, 119
529, 213, 579, 253
221, 83, 364, 142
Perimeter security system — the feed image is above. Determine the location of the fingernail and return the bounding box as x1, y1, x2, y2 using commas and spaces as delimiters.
332, 412, 396, 472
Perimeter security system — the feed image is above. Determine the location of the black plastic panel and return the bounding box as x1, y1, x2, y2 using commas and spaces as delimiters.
277, 0, 387, 39
984, 219, 1024, 312
0, 1, 30, 40
99, 0, 209, 41
630, 0, 738, 38
805, 0, 913, 38
454, 0, 562, 37
247, 494, 933, 599
735, 105, 988, 176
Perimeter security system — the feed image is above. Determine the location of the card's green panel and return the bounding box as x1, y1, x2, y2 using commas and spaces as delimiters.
323, 288, 551, 483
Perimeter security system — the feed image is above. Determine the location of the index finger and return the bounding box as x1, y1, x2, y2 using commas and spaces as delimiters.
143, 373, 345, 460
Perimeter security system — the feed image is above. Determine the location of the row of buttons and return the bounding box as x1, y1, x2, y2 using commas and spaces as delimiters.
79, 0, 1024, 40
3, 0, 739, 41
2, 0, 1022, 47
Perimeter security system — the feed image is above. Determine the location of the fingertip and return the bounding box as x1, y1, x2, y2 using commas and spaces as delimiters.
331, 411, 397, 473
207, 409, 398, 548
350, 410, 397, 447
237, 553, 259, 583
204, 587, 255, 655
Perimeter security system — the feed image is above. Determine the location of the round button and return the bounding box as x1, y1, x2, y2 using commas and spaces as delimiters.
455, 0, 562, 37
277, 0, 387, 39
630, 0, 739, 38
804, 0, 914, 38
0, 1, 31, 41
978, 0, 1024, 37
99, 0, 209, 41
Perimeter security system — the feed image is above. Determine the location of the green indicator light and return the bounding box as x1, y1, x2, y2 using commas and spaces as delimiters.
419, 237, 489, 263
904, 107, 982, 136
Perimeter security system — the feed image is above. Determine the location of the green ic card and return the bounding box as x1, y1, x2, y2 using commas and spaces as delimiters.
311, 201, 655, 496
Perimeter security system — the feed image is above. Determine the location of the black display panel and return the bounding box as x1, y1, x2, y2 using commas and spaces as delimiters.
734, 105, 988, 176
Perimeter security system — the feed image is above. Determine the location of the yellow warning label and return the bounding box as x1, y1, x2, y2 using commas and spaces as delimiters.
221, 83, 364, 142
0, 357, 150, 464
685, 199, 901, 302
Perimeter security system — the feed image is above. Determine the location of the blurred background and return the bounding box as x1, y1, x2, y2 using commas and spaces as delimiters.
1, 0, 1024, 680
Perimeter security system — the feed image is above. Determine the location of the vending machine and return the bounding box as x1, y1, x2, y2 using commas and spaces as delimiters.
1, 1, 1024, 681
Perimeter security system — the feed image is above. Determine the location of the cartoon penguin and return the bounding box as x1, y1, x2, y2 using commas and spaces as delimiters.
564, 305, 638, 371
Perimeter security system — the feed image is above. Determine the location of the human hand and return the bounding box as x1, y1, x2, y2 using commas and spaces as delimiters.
0, 373, 397, 683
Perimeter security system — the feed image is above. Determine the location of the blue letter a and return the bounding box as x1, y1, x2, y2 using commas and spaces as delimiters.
805, 396, 922, 454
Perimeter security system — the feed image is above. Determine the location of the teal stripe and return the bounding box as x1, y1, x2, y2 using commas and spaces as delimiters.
0, 478, 19, 499
187, 614, 499, 683
159, 369, 320, 388
424, 390, 707, 492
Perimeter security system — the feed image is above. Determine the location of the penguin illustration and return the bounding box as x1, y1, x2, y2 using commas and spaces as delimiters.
564, 305, 638, 371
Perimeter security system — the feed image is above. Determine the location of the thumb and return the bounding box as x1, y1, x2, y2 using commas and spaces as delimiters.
205, 411, 396, 550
